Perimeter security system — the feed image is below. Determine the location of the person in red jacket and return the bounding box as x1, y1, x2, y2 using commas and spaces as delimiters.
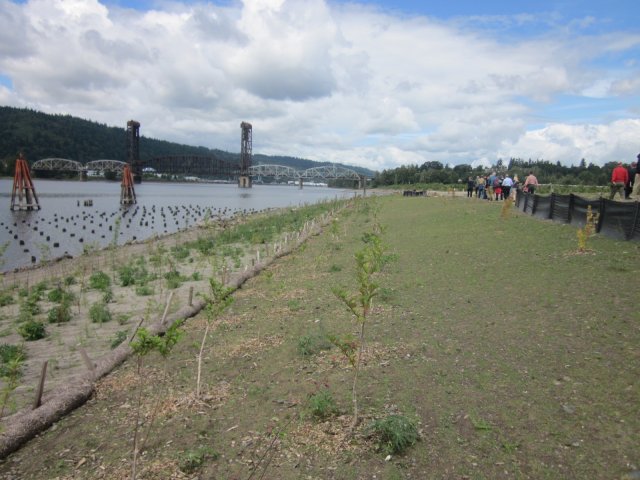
610, 162, 629, 200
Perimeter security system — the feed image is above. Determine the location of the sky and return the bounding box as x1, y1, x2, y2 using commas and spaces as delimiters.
1, 0, 639, 171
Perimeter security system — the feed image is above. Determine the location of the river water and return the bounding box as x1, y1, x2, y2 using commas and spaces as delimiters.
0, 179, 355, 272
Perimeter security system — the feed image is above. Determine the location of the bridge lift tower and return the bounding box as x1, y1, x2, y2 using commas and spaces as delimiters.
127, 120, 142, 184
239, 121, 252, 188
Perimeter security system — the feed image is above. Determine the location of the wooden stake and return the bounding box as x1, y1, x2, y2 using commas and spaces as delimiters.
79, 348, 96, 373
33, 361, 48, 410
188, 286, 194, 306
160, 291, 174, 325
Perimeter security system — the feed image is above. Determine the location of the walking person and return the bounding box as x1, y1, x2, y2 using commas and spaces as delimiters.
487, 172, 497, 201
625, 162, 635, 199
476, 176, 486, 199
631, 154, 640, 199
609, 162, 629, 200
466, 176, 475, 198
523, 171, 538, 194
501, 174, 513, 199
511, 174, 520, 200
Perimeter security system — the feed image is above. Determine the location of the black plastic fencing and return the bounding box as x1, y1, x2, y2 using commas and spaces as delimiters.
515, 190, 640, 241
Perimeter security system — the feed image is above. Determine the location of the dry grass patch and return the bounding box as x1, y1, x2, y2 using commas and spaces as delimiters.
288, 415, 366, 456
221, 334, 284, 359
312, 342, 412, 372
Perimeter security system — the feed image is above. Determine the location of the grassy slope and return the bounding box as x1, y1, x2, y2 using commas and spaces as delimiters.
0, 195, 638, 479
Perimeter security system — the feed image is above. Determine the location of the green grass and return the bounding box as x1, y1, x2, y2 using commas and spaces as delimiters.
1, 196, 638, 480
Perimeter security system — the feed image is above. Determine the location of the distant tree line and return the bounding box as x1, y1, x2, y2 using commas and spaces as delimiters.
372, 158, 627, 187
0, 107, 373, 178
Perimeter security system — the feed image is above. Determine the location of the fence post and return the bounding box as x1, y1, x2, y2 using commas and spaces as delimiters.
596, 197, 606, 233
33, 361, 48, 409
549, 193, 555, 220
567, 194, 575, 224
531, 195, 538, 215
631, 202, 640, 240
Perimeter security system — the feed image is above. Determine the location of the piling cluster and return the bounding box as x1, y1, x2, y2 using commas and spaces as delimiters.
3, 203, 262, 271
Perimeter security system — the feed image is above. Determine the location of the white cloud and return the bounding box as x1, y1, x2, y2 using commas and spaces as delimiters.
0, 0, 638, 170
498, 119, 640, 165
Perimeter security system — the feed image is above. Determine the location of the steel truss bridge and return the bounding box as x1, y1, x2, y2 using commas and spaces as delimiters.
31, 158, 367, 181
249, 164, 364, 182
32, 158, 128, 173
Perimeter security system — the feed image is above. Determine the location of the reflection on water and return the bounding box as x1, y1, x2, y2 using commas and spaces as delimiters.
0, 179, 354, 272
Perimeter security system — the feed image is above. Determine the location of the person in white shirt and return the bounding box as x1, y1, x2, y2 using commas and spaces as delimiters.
501, 174, 514, 199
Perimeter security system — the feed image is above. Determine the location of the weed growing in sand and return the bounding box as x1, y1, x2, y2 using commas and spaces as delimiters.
0, 349, 24, 417
0, 344, 25, 376
0, 242, 8, 272
110, 330, 128, 349
47, 302, 72, 324
89, 302, 112, 324
18, 320, 46, 341
88, 271, 111, 291
0, 291, 14, 307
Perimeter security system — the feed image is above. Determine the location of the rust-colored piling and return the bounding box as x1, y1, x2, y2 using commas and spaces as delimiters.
10, 153, 40, 211
120, 163, 137, 205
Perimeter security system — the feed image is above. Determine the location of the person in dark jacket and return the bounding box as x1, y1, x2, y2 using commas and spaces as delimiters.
625, 162, 636, 199
466, 177, 475, 197
631, 154, 640, 199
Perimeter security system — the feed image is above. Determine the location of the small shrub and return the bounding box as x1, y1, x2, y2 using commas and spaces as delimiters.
47, 287, 75, 304
164, 270, 184, 289
0, 292, 14, 307
368, 415, 419, 455
47, 287, 64, 303
102, 288, 114, 304
118, 265, 136, 286
378, 287, 397, 304
171, 245, 190, 261
64, 275, 77, 286
577, 205, 599, 253
116, 313, 131, 325
297, 333, 333, 357
191, 271, 202, 281
328, 264, 342, 273
307, 389, 339, 420
33, 280, 49, 295
18, 320, 47, 341
89, 271, 111, 291
287, 299, 302, 312
110, 330, 128, 349
89, 302, 112, 323
135, 285, 154, 296
178, 446, 218, 474
47, 303, 72, 324
0, 344, 25, 364
20, 295, 41, 316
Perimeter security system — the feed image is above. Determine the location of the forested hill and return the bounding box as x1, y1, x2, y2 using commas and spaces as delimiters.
0, 107, 373, 176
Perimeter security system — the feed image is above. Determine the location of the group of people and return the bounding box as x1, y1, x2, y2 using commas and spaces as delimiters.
610, 154, 640, 200
466, 171, 539, 201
